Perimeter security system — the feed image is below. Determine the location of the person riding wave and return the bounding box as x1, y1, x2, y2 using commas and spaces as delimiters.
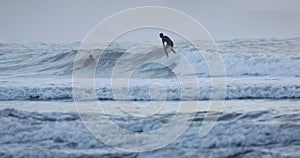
159, 33, 176, 57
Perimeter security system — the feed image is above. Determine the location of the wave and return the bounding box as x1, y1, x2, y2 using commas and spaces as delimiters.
0, 38, 300, 78
0, 108, 79, 121
1, 77, 299, 101
1, 106, 299, 157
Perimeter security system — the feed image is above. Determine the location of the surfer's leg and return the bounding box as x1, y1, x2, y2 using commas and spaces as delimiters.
165, 45, 170, 57
170, 47, 177, 54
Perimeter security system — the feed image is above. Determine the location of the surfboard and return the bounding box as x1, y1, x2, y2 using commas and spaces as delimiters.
153, 59, 161, 63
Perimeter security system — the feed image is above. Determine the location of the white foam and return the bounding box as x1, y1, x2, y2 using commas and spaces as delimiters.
1, 77, 299, 101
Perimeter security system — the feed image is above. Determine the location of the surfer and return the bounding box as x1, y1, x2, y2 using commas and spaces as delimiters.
159, 33, 176, 57
84, 55, 96, 67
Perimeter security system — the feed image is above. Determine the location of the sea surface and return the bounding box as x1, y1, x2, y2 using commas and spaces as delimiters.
0, 38, 300, 157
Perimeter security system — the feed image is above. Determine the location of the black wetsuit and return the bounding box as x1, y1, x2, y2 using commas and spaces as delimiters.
161, 35, 174, 47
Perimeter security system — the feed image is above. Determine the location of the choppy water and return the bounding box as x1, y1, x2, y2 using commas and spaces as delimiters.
1, 38, 300, 157
0, 100, 300, 157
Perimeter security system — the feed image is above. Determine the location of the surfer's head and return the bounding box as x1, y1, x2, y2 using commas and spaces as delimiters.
159, 33, 163, 38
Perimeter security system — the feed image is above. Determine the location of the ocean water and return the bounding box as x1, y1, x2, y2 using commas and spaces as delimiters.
1, 38, 300, 157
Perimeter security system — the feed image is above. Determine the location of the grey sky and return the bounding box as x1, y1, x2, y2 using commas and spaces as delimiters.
0, 0, 300, 42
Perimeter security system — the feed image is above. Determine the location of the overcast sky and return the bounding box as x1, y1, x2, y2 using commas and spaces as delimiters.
0, 0, 300, 42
